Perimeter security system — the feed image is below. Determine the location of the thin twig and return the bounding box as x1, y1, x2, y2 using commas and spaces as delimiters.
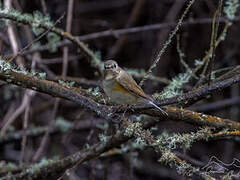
32, 98, 60, 161
14, 17, 238, 56
0, 92, 29, 136
139, 0, 196, 87
7, 13, 65, 63
208, 0, 222, 85
20, 90, 34, 167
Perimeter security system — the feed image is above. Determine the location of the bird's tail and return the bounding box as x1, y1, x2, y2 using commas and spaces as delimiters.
148, 101, 168, 116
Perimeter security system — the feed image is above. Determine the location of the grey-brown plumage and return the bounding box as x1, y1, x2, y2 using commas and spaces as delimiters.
102, 60, 167, 115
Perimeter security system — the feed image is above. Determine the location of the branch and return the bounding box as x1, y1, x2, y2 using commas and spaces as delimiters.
17, 17, 239, 56
1, 63, 240, 130
0, 120, 141, 179
0, 117, 198, 180
0, 10, 103, 73
131, 73, 240, 108
0, 67, 111, 119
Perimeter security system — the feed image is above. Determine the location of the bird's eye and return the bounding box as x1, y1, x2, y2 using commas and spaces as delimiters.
113, 64, 117, 68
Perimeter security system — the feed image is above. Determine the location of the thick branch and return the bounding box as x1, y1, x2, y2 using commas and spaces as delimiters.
0, 70, 111, 119
0, 68, 240, 130
131, 73, 240, 108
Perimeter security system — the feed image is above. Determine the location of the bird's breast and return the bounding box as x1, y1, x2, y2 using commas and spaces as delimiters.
102, 79, 138, 105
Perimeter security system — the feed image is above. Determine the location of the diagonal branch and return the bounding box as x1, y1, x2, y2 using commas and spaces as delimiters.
1, 65, 240, 130
0, 11, 103, 73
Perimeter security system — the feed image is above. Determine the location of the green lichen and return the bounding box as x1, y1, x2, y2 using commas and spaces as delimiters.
91, 50, 104, 71
96, 122, 109, 131
124, 122, 142, 137
88, 87, 106, 104
58, 80, 75, 87
47, 32, 61, 52
194, 59, 204, 66
134, 114, 148, 122
224, 0, 239, 20
99, 134, 108, 144
0, 58, 31, 76
0, 7, 58, 54
84, 143, 90, 149
0, 162, 18, 170
156, 127, 212, 150
125, 68, 146, 77
176, 161, 199, 176
24, 156, 59, 177
132, 137, 147, 150
38, 72, 47, 79
153, 70, 192, 99
0, 58, 12, 72
0, 7, 53, 28
55, 117, 72, 132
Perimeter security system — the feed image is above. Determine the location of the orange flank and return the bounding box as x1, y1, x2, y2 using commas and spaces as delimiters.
112, 82, 129, 93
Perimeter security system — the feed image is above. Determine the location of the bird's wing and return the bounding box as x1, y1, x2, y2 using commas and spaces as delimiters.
115, 70, 151, 100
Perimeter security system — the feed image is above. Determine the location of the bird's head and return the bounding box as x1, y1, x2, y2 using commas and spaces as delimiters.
104, 60, 119, 71
103, 60, 121, 79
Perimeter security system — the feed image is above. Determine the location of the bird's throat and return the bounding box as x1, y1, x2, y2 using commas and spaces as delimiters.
104, 71, 118, 80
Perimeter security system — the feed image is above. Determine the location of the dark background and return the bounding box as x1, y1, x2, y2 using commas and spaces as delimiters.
0, 0, 240, 179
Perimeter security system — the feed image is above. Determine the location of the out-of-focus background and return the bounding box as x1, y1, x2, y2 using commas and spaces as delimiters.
0, 0, 240, 179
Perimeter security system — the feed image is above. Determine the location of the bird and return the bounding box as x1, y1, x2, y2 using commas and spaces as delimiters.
102, 60, 167, 115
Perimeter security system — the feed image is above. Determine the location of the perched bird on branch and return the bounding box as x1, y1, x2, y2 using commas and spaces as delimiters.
102, 60, 167, 115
